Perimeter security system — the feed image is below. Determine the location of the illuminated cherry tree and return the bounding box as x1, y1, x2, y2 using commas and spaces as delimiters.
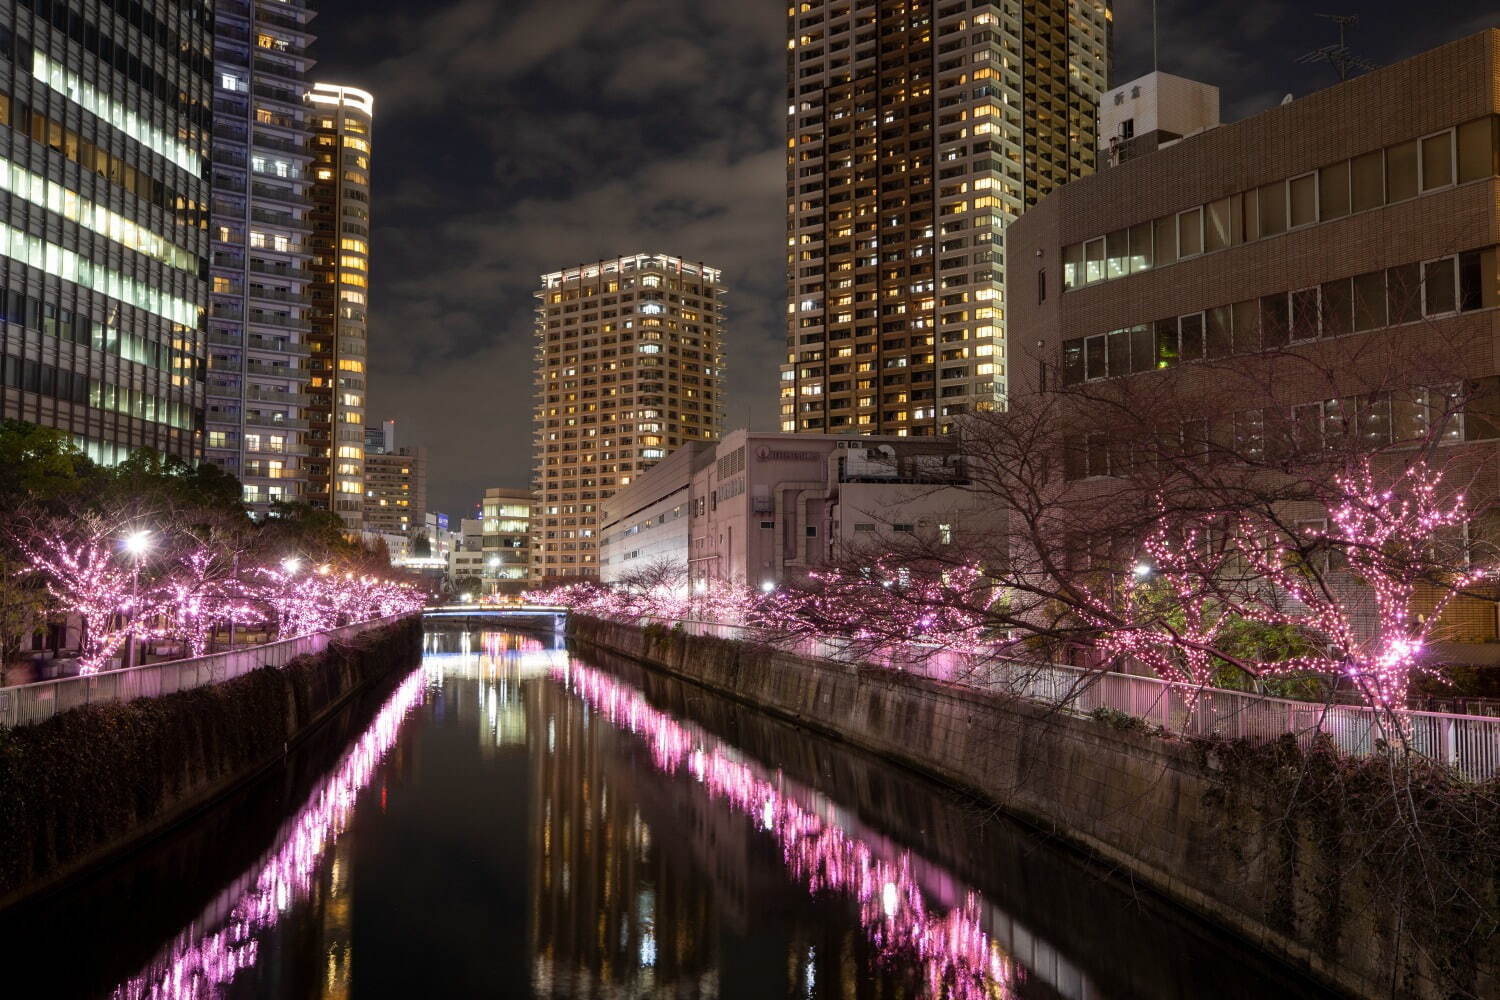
1228, 458, 1478, 714
9, 518, 162, 674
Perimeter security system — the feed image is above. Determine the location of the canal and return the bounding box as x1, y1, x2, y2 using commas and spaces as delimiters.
3, 627, 1342, 999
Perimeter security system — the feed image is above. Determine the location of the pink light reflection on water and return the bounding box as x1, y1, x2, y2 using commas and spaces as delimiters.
557, 661, 1019, 1000
111, 669, 428, 1000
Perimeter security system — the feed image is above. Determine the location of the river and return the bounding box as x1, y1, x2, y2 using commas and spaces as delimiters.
1, 626, 1342, 999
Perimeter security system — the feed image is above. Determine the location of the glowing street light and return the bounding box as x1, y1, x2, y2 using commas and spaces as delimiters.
281, 557, 302, 575
1132, 562, 1152, 578
122, 529, 153, 670
123, 530, 153, 556
760, 580, 776, 593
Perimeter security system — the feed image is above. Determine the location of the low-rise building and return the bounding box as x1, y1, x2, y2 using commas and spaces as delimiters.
482, 487, 534, 596
599, 431, 996, 588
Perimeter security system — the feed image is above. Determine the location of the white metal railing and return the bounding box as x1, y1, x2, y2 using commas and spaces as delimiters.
640, 619, 1500, 783
0, 614, 412, 729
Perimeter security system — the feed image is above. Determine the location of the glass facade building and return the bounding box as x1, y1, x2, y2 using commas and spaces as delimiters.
0, 0, 213, 465
782, 0, 1110, 435
205, 0, 317, 513
305, 81, 371, 532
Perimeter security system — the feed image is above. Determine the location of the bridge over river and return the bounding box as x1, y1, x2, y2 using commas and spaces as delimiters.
0, 615, 1339, 999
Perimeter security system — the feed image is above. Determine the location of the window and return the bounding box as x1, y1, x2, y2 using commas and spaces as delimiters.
1387, 140, 1419, 201
1177, 207, 1203, 257
1319, 161, 1350, 220
1423, 257, 1456, 315
1289, 172, 1317, 227
1258, 180, 1287, 236
1420, 130, 1454, 191
1457, 117, 1498, 183
1351, 150, 1384, 211
1153, 215, 1177, 266
1352, 271, 1387, 331
1205, 197, 1233, 251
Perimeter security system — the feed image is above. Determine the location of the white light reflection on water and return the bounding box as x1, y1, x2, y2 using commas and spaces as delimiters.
110, 669, 428, 1000
555, 660, 1022, 1000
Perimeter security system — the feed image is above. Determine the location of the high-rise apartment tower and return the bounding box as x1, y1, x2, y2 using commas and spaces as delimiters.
205, 0, 317, 513
305, 82, 372, 532
1, 0, 213, 465
533, 254, 725, 581
782, 0, 1110, 435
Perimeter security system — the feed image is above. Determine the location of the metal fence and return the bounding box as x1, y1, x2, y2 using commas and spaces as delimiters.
653, 618, 1500, 783
0, 615, 411, 729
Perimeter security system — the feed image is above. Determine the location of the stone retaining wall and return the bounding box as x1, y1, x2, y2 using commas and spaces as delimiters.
0, 615, 421, 910
569, 615, 1498, 1000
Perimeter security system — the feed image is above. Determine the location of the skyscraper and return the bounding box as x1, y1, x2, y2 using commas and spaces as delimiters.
305, 83, 372, 533
0, 0, 213, 465
205, 0, 317, 513
532, 254, 725, 581
781, 0, 1110, 436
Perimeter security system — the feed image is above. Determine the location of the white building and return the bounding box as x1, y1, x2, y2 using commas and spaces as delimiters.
599, 430, 999, 588
1099, 71, 1221, 167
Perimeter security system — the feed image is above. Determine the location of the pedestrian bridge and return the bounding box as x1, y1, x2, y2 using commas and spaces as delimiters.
420, 604, 568, 630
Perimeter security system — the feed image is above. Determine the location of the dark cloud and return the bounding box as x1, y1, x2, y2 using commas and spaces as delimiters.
310, 0, 1498, 520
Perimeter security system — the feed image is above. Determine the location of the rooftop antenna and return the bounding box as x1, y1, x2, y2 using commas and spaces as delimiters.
1296, 13, 1376, 82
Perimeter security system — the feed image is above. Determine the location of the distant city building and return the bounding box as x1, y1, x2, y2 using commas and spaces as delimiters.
599, 430, 996, 588
204, 0, 317, 514
458, 516, 484, 552
1099, 72, 1220, 167
362, 420, 425, 537
365, 418, 394, 455
533, 253, 726, 581
482, 487, 534, 595
304, 83, 373, 533
781, 0, 1111, 436
0, 0, 213, 467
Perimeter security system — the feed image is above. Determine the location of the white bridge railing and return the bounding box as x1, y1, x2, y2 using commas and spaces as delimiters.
0, 614, 411, 729
648, 618, 1500, 783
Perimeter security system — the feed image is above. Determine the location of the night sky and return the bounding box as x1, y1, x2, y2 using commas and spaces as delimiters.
307, 0, 1500, 521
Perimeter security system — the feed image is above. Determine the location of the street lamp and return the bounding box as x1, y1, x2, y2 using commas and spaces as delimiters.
760, 580, 776, 594
1132, 562, 1153, 578
122, 530, 153, 670
281, 556, 302, 575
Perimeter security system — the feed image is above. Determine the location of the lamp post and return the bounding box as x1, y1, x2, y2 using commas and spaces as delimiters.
122, 530, 152, 670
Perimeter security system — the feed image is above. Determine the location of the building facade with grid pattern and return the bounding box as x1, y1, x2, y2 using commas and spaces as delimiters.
0, 0, 213, 466
782, 0, 1109, 436
205, 0, 316, 513
532, 253, 726, 581
304, 81, 371, 532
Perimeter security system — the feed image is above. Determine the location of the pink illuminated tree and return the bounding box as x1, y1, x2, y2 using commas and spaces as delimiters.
7, 515, 163, 674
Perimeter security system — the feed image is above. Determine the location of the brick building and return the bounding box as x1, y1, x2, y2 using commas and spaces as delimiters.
1005, 30, 1500, 643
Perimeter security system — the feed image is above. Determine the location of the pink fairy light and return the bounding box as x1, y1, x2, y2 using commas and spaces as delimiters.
111, 668, 427, 1000
557, 660, 1020, 1000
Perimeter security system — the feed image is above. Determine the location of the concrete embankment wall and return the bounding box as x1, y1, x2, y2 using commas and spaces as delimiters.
0, 616, 421, 910
569, 615, 1498, 1000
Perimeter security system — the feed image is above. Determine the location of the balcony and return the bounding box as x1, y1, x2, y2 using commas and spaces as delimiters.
247, 311, 312, 332
245, 360, 309, 382
244, 412, 309, 431
248, 259, 311, 280
247, 286, 311, 306
246, 386, 310, 406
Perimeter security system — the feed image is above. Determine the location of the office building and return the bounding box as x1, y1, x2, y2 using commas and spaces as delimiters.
533, 253, 726, 581
1007, 29, 1500, 640
0, 0, 213, 465
204, 0, 317, 513
363, 420, 425, 537
599, 429, 995, 588
781, 0, 1110, 436
481, 486, 533, 595
305, 82, 372, 532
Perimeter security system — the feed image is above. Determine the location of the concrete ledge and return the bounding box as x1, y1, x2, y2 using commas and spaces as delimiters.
569, 614, 1497, 1000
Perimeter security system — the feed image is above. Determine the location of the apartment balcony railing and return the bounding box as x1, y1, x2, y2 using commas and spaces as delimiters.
245, 334, 310, 357
244, 413, 309, 431
247, 311, 312, 332
244, 360, 309, 381
246, 387, 310, 406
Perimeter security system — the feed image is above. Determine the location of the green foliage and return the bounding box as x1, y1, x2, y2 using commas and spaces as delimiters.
1088, 706, 1152, 733
410, 532, 431, 557
0, 420, 91, 502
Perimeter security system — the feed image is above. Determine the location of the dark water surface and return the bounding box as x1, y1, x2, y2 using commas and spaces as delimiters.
2, 628, 1344, 999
